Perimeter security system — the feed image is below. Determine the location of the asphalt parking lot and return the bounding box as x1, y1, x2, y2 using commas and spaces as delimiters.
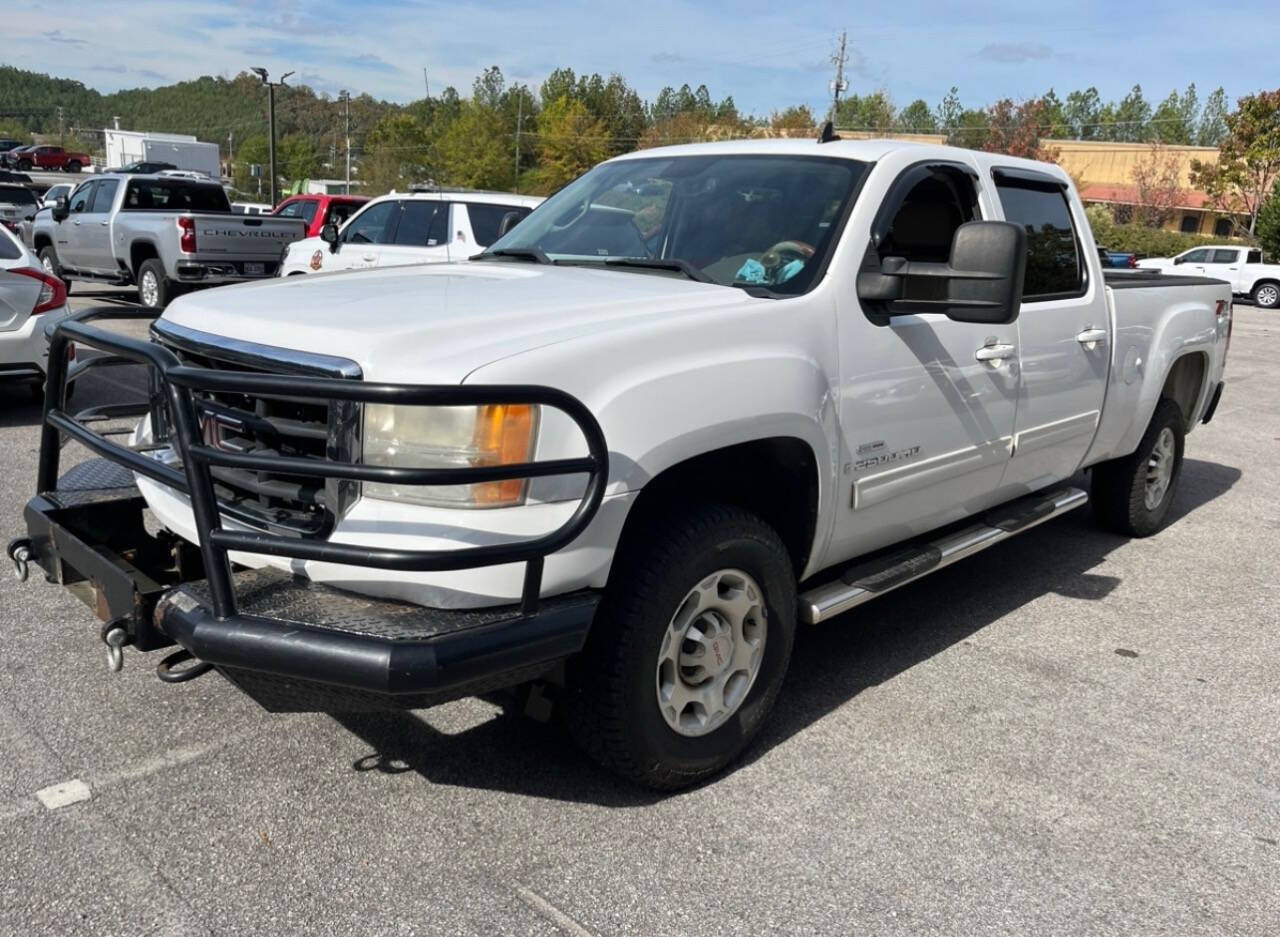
1, 287, 1277, 936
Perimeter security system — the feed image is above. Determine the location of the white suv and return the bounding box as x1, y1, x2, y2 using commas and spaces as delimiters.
280, 190, 542, 276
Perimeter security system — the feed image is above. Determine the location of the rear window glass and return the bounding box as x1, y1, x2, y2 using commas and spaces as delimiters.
0, 185, 37, 207
466, 203, 531, 246
995, 180, 1083, 299
1209, 249, 1238, 263
123, 180, 230, 212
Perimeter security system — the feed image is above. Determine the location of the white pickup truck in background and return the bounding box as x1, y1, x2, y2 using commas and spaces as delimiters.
1139, 244, 1280, 308
19, 138, 1232, 789
280, 189, 542, 276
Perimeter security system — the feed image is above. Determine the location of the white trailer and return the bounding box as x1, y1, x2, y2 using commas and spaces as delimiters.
103, 130, 221, 179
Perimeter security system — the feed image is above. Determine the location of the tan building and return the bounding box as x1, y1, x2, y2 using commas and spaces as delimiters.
1045, 139, 1243, 237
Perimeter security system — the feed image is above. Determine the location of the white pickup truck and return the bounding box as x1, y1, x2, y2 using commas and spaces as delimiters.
17, 139, 1231, 789
1138, 244, 1280, 308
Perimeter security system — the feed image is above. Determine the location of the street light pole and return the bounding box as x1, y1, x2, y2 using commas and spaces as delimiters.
252, 67, 293, 207
340, 90, 351, 195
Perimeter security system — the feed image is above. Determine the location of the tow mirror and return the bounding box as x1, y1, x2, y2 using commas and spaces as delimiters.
496, 211, 522, 238
856, 220, 1027, 326
320, 222, 340, 252
51, 196, 68, 222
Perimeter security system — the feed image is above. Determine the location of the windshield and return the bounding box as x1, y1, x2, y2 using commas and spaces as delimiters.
484, 154, 868, 295
0, 185, 37, 207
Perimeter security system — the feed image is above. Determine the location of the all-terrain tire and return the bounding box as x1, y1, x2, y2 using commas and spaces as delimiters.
137, 258, 173, 309
38, 246, 70, 294
1091, 398, 1185, 537
565, 503, 797, 789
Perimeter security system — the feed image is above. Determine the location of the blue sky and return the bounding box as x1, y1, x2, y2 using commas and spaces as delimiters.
6, 0, 1277, 118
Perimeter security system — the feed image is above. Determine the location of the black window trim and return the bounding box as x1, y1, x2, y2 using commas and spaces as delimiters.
992, 165, 1089, 304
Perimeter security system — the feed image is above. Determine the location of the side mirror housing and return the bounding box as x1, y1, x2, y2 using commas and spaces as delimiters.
1172, 256, 1184, 265
496, 211, 522, 239
856, 220, 1026, 326
51, 197, 68, 222
320, 222, 340, 252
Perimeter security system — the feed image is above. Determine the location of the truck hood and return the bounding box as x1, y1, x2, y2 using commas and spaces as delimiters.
161, 260, 756, 382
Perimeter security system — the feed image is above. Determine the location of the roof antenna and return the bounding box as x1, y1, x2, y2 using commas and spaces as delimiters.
817, 120, 837, 144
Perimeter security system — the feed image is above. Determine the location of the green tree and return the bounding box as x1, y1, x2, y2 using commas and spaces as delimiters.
231, 134, 269, 196
1113, 85, 1153, 142
1190, 89, 1280, 235
769, 105, 815, 134
361, 113, 430, 195
834, 91, 895, 131
278, 134, 321, 184
436, 101, 513, 190
1151, 84, 1198, 144
534, 95, 609, 193
1197, 87, 1229, 146
896, 99, 937, 133
1256, 177, 1280, 259
935, 86, 963, 137
1064, 87, 1102, 139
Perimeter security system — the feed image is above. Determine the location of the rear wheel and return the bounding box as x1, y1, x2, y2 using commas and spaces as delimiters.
38, 246, 70, 294
1252, 281, 1279, 309
136, 259, 171, 309
1091, 398, 1185, 537
65, 161, 81, 173
566, 503, 797, 789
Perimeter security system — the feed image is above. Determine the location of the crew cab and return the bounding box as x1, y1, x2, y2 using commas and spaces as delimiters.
272, 193, 369, 238
15, 145, 91, 173
15, 139, 1231, 789
279, 190, 541, 275
29, 174, 307, 308
1139, 244, 1280, 308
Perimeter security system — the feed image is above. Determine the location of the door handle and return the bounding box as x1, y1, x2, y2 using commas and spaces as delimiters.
72, 220, 81, 225
99, 220, 109, 226
362, 254, 377, 262
1076, 328, 1108, 346
975, 342, 1016, 362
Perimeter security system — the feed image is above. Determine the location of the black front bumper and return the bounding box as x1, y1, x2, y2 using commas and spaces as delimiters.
22, 307, 609, 713
24, 475, 598, 711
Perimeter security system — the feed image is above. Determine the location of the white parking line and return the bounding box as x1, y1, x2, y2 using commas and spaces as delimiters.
35, 778, 91, 810
514, 884, 596, 937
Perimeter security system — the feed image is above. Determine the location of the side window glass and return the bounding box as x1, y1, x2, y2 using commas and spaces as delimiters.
343, 201, 397, 244
298, 201, 319, 225
327, 203, 359, 227
69, 183, 95, 213
392, 201, 443, 246
276, 201, 301, 218
995, 180, 1083, 299
1247, 249, 1262, 264
90, 179, 118, 213
874, 166, 979, 303
1209, 249, 1238, 264
467, 203, 530, 246
1182, 249, 1210, 263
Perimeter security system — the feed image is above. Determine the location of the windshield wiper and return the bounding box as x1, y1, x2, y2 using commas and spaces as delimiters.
475, 247, 552, 265
601, 257, 714, 283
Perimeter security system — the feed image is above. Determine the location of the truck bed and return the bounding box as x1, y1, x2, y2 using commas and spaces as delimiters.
1103, 270, 1229, 290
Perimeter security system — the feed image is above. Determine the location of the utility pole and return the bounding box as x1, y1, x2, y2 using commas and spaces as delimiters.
252, 67, 293, 207
423, 68, 429, 98
340, 90, 351, 195
57, 106, 65, 146
829, 30, 848, 124
514, 93, 523, 193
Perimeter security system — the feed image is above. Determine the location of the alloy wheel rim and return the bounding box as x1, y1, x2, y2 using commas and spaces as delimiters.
655, 568, 767, 737
140, 271, 158, 307
1144, 426, 1176, 510
40, 254, 54, 275
1259, 285, 1279, 307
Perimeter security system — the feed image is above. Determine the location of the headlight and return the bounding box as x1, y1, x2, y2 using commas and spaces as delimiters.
363, 403, 538, 508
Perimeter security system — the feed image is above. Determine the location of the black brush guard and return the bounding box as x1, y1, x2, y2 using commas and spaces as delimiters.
20, 307, 609, 711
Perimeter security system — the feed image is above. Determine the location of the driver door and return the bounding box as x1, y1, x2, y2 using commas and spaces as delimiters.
830, 160, 1020, 563
57, 181, 97, 269
331, 199, 399, 271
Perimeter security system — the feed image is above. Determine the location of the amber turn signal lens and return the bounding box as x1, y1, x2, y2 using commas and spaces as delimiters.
472, 404, 537, 506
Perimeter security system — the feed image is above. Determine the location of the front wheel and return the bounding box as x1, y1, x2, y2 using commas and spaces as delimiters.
1252, 281, 1279, 309
566, 504, 797, 789
1091, 398, 1185, 537
17, 159, 31, 171
38, 246, 71, 294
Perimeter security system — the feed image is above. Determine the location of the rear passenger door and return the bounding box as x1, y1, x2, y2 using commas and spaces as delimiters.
374, 200, 450, 268
1202, 248, 1242, 291
993, 168, 1109, 492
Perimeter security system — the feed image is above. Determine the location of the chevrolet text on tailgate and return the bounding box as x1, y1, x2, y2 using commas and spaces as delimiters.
13, 138, 1231, 789
29, 174, 307, 309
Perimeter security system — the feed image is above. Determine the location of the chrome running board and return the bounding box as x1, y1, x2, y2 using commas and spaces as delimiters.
799, 487, 1088, 624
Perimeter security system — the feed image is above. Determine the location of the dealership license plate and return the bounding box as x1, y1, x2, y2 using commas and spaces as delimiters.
243, 263, 265, 276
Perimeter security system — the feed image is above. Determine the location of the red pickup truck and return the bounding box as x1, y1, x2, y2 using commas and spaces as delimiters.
16, 145, 91, 173
272, 193, 369, 238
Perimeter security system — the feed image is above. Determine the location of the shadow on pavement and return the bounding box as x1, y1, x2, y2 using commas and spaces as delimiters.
333, 457, 1240, 803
